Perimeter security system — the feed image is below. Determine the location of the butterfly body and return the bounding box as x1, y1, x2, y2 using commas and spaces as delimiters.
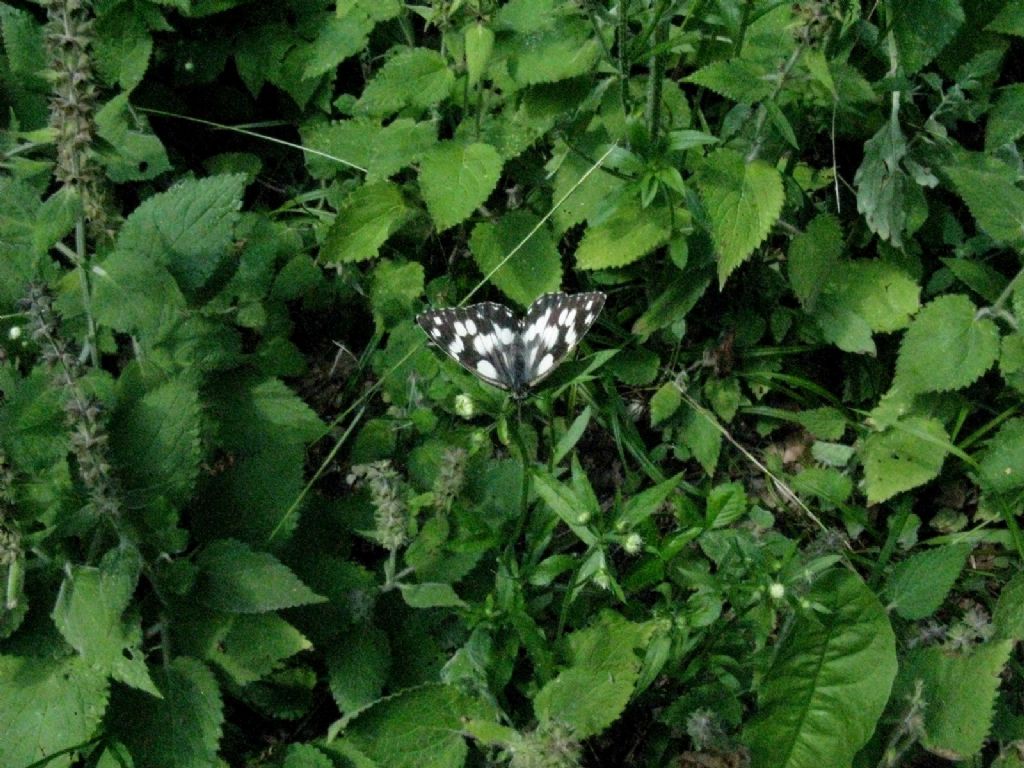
417, 292, 606, 398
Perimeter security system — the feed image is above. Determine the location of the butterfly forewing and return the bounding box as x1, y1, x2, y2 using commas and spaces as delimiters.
520, 292, 606, 386
416, 303, 518, 390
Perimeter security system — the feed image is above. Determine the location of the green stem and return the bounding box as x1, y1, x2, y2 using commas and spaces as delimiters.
73, 218, 99, 368
869, 497, 912, 588
618, 0, 631, 119
990, 265, 1024, 317
646, 2, 668, 143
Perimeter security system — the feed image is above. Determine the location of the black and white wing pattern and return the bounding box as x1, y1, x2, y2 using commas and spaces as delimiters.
417, 291, 605, 398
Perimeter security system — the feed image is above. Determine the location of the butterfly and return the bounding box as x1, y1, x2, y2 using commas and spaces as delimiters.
416, 291, 606, 399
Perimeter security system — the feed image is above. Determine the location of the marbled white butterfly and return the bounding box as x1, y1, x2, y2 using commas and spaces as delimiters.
417, 291, 606, 398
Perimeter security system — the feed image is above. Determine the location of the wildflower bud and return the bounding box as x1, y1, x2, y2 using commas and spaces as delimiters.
7, 326, 21, 341
576, 511, 590, 525
454, 393, 475, 418
769, 582, 785, 600
592, 569, 610, 590
623, 533, 643, 555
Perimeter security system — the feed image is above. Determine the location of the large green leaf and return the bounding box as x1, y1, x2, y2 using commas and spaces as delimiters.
894, 294, 1000, 393
418, 142, 503, 231
469, 211, 562, 306
320, 182, 412, 265
854, 114, 910, 247
326, 625, 390, 714
883, 543, 972, 620
888, 0, 965, 73
788, 214, 842, 310
574, 197, 672, 270
301, 118, 436, 181
355, 47, 454, 116
944, 158, 1024, 249
209, 614, 311, 686
696, 149, 784, 286
977, 417, 1024, 493
861, 416, 950, 504
506, 20, 600, 86
743, 570, 897, 768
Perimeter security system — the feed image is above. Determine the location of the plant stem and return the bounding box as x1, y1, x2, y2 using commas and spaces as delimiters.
618, 0, 631, 119
646, 1, 669, 143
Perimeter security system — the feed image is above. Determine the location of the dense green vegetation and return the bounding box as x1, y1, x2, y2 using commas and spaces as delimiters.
2, 0, 1024, 766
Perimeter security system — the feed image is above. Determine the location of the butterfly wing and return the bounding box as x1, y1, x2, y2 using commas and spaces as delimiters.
520, 291, 606, 387
416, 302, 519, 390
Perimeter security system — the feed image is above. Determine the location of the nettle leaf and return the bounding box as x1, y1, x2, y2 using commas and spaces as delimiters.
894, 294, 1000, 394
320, 182, 412, 265
884, 543, 973, 620
861, 416, 950, 505
0, 655, 109, 768
977, 418, 1024, 494
505, 20, 600, 86
889, 0, 965, 73
993, 573, 1024, 641
550, 147, 624, 234
575, 197, 672, 270
897, 641, 1013, 759
335, 683, 495, 768
685, 59, 774, 103
743, 570, 897, 768
117, 174, 246, 297
210, 614, 311, 687
854, 114, 910, 247
111, 657, 224, 768
534, 611, 656, 738
464, 22, 495, 86
53, 546, 158, 695
944, 159, 1024, 248
298, 12, 372, 79
650, 382, 681, 427
696, 149, 784, 286
326, 625, 390, 714
986, 0, 1024, 35
301, 117, 436, 181
986, 84, 1024, 149
284, 744, 334, 768
355, 47, 454, 116
419, 142, 503, 231
93, 11, 153, 91
399, 582, 466, 609
469, 211, 562, 306
196, 538, 326, 613
788, 214, 842, 310
370, 259, 425, 330
94, 94, 172, 182
110, 376, 201, 510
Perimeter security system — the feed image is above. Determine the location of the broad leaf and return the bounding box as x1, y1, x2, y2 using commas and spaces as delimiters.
418, 142, 503, 231
355, 47, 454, 116
884, 543, 973, 620
321, 182, 411, 265
888, 0, 965, 73
575, 197, 672, 270
855, 114, 910, 247
469, 211, 562, 306
977, 417, 1024, 493
861, 416, 950, 504
301, 117, 436, 181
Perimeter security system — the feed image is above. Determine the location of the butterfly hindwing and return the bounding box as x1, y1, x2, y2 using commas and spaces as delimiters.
520, 292, 606, 386
416, 303, 518, 390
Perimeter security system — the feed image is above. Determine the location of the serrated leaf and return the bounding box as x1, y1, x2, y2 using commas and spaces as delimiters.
550, 147, 624, 234
986, 84, 1024, 149
650, 382, 681, 427
0, 655, 109, 768
898, 641, 1012, 759
196, 539, 326, 613
889, 0, 964, 73
111, 377, 201, 509
696, 149, 784, 286
618, 474, 681, 528
575, 197, 672, 270
977, 418, 1024, 493
884, 543, 972, 620
686, 59, 774, 103
679, 407, 722, 476
506, 21, 600, 86
117, 174, 246, 297
986, 0, 1024, 35
795, 407, 846, 440
789, 214, 842, 310
111, 657, 224, 768
942, 257, 1007, 303
419, 142, 503, 231
53, 546, 158, 695
301, 117, 436, 181
469, 211, 562, 306
790, 466, 853, 504
895, 294, 1000, 393
94, 94, 172, 182
944, 159, 1024, 248
284, 743, 335, 768
861, 416, 950, 504
993, 573, 1024, 641
321, 182, 411, 265
399, 582, 466, 609
355, 47, 454, 116
464, 23, 494, 87
299, 12, 372, 79
326, 625, 390, 714
94, 12, 153, 91
854, 114, 909, 247
370, 259, 424, 330
210, 614, 311, 686
336, 683, 494, 768
705, 482, 747, 527
743, 570, 897, 768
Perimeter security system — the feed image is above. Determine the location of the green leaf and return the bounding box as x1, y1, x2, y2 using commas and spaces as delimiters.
464, 23, 494, 86
788, 214, 842, 310
631, 270, 711, 338
196, 539, 326, 613
94, 94, 172, 182
944, 158, 1024, 249
534, 612, 656, 738
284, 744, 335, 768
117, 174, 246, 298
469, 211, 562, 306
506, 20, 600, 86
92, 249, 188, 340
993, 573, 1024, 641
370, 259, 425, 330
0, 5, 46, 76
795, 407, 847, 440
299, 13, 372, 79
53, 546, 158, 695
618, 475, 682, 528
110, 377, 201, 510
686, 59, 774, 103
355, 47, 454, 116
696, 149, 784, 286
986, 0, 1024, 35
678, 408, 722, 476
94, 12, 153, 91
326, 625, 390, 714
650, 382, 682, 427
398, 582, 466, 609
210, 614, 311, 686
301, 117, 436, 181
942, 257, 1008, 303
977, 418, 1024, 493
552, 406, 592, 466
550, 147, 624, 234
0, 655, 109, 768
532, 469, 598, 545
111, 657, 224, 768
575, 198, 672, 270
888, 0, 965, 73
705, 482, 748, 527
854, 113, 910, 247
898, 641, 1013, 759
884, 543, 972, 620
894, 294, 1000, 393
861, 416, 950, 504
986, 84, 1024, 149
335, 683, 494, 768
418, 142, 503, 231
743, 570, 897, 768
321, 182, 411, 265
